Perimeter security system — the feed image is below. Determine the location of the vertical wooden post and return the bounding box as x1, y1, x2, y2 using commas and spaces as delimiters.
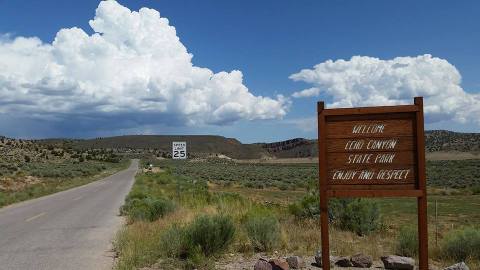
414, 97, 429, 270
317, 101, 330, 270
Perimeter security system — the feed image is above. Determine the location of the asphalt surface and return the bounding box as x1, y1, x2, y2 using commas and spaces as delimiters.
0, 159, 138, 270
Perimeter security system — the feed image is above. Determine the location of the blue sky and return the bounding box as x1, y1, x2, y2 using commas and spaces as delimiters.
0, 0, 479, 142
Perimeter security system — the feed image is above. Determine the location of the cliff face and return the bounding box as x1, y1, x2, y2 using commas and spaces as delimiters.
261, 138, 317, 158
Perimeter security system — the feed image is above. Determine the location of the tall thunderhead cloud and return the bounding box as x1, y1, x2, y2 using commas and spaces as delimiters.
291, 55, 480, 126
0, 1, 288, 134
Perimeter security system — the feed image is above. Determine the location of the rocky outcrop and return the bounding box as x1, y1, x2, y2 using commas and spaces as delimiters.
335, 256, 353, 267
286, 256, 305, 269
314, 250, 338, 267
254, 259, 272, 270
350, 253, 373, 268
444, 262, 470, 270
381, 255, 415, 270
269, 258, 289, 270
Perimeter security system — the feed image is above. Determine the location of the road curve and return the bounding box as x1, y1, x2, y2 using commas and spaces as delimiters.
0, 159, 139, 270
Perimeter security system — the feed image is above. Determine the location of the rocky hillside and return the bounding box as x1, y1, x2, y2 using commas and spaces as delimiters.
260, 130, 480, 158
5, 130, 476, 161
68, 135, 267, 160
0, 136, 120, 173
0, 136, 56, 164
261, 138, 317, 158
425, 130, 480, 152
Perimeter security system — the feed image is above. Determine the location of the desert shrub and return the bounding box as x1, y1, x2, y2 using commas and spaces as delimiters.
441, 227, 480, 261
155, 173, 174, 185
395, 225, 418, 257
243, 209, 281, 251
277, 182, 291, 190
288, 192, 319, 219
0, 192, 6, 207
471, 186, 480, 195
176, 179, 213, 208
149, 198, 176, 220
337, 199, 381, 236
125, 188, 148, 203
244, 181, 265, 189
160, 224, 187, 258
184, 214, 235, 256
122, 197, 175, 222
159, 215, 235, 261
213, 192, 246, 209
21, 161, 114, 178
289, 195, 381, 235
427, 159, 480, 188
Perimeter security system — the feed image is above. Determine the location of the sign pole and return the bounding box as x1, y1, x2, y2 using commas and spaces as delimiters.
317, 101, 330, 270
414, 97, 429, 270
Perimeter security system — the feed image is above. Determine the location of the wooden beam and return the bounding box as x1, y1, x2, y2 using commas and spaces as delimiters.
323, 105, 419, 116
318, 101, 330, 270
327, 189, 423, 198
415, 97, 429, 270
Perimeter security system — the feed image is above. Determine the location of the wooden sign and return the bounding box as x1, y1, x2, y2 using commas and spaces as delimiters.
317, 97, 428, 270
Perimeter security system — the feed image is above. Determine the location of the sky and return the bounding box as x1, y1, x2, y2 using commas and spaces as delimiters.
0, 0, 479, 143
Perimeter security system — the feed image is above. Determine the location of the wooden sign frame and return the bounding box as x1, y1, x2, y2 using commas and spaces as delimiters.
317, 97, 428, 270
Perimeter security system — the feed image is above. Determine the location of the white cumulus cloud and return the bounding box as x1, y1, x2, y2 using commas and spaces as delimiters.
0, 0, 288, 133
290, 55, 480, 125
291, 87, 321, 98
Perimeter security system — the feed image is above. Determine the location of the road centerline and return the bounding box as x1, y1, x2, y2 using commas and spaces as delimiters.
25, 212, 46, 222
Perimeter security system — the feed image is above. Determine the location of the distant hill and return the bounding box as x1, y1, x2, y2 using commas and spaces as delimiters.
425, 130, 480, 152
0, 136, 46, 164
26, 130, 480, 160
69, 135, 267, 159
260, 130, 480, 158
260, 138, 317, 158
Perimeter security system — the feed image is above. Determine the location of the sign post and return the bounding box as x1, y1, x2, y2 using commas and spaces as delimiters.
172, 141, 187, 159
317, 97, 428, 270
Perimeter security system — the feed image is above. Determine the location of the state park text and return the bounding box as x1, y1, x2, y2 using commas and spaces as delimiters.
328, 123, 414, 183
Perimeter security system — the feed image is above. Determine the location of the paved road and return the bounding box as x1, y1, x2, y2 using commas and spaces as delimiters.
0, 159, 138, 270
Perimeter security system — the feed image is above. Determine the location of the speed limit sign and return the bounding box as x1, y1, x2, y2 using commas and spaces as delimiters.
172, 142, 187, 159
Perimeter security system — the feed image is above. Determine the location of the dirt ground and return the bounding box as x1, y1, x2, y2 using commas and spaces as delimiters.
425, 151, 480, 160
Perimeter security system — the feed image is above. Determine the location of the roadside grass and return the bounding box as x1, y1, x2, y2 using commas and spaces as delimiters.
115, 160, 480, 269
0, 160, 129, 208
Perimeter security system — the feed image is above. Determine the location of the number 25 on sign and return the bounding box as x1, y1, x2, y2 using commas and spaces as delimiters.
172, 141, 187, 159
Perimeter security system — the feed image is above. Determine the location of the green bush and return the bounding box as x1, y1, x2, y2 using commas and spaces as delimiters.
471, 186, 480, 195
160, 224, 187, 258
125, 189, 148, 201
441, 227, 480, 261
149, 198, 176, 220
395, 225, 418, 257
244, 209, 281, 251
122, 197, 175, 222
337, 199, 381, 236
288, 192, 319, 219
185, 214, 235, 256
159, 215, 235, 261
289, 196, 381, 236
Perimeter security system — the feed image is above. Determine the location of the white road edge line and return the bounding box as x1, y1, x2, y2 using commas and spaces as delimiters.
25, 212, 46, 222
